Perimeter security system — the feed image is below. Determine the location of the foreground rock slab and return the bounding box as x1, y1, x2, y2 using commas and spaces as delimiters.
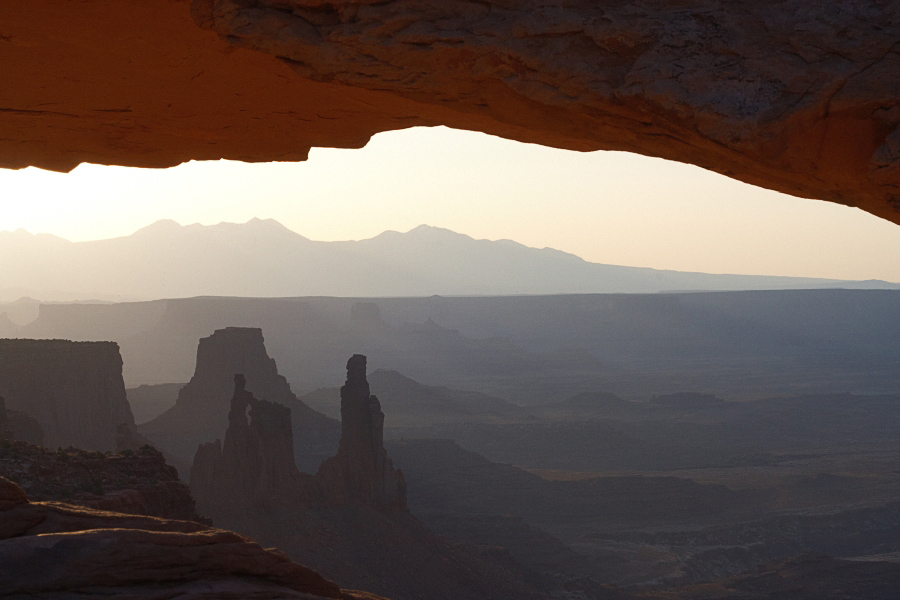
0, 475, 375, 600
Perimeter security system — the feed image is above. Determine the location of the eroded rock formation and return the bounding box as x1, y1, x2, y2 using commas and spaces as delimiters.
0, 476, 353, 600
140, 327, 339, 471
0, 340, 134, 451
188, 360, 538, 599
192, 358, 405, 513
2, 1, 899, 222
317, 355, 407, 509
191, 374, 320, 520
1, 441, 204, 522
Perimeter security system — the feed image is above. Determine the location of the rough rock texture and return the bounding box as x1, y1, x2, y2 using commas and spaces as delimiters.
140, 327, 339, 471
0, 340, 135, 451
0, 475, 355, 600
317, 355, 407, 509
0, 441, 205, 522
189, 360, 538, 599
191, 374, 320, 521
3, 1, 900, 223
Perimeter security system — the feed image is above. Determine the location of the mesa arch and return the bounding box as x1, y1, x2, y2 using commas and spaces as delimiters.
2, 0, 899, 224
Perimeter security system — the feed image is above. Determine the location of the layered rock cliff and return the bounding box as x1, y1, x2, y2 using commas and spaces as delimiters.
317, 355, 407, 509
140, 327, 340, 470
3, 0, 900, 222
0, 340, 135, 451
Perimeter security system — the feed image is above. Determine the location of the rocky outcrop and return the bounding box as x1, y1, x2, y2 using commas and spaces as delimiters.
191, 374, 320, 521
188, 359, 541, 599
3, 1, 900, 223
317, 355, 406, 509
0, 441, 204, 522
141, 327, 340, 471
0, 340, 135, 451
0, 476, 354, 600
192, 358, 405, 515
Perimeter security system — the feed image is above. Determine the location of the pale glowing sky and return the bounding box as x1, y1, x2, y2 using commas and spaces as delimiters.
1, 126, 898, 282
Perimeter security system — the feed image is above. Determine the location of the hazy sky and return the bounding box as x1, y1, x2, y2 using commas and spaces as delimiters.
1, 126, 898, 282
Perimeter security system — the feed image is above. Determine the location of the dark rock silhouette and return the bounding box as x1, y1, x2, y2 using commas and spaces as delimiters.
189, 358, 536, 599
1, 441, 203, 522
317, 355, 407, 510
192, 359, 405, 514
0, 340, 134, 450
191, 374, 320, 521
140, 327, 340, 472
0, 476, 353, 600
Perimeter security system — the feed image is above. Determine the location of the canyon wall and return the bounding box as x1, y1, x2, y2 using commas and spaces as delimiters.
2, 1, 899, 222
0, 340, 134, 451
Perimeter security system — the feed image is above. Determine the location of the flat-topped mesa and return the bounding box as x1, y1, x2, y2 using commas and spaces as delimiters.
317, 355, 407, 510
141, 327, 339, 470
191, 374, 316, 521
180, 328, 297, 411
0, 340, 133, 450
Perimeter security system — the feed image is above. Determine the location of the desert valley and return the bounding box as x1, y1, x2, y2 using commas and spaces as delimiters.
3, 2, 900, 597
1, 221, 899, 599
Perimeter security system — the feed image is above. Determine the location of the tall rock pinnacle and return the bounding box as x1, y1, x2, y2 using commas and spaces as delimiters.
317, 355, 407, 510
190, 374, 317, 521
140, 327, 340, 471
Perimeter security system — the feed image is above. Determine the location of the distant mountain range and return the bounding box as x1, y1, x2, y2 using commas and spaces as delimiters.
1, 219, 896, 301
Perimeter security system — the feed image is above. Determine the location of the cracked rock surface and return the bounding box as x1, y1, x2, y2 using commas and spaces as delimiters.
2, 0, 899, 223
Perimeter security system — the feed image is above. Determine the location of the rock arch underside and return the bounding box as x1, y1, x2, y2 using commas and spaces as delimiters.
2, 0, 899, 224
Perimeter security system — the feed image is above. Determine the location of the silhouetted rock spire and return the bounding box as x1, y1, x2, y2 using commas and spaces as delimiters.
190, 374, 316, 520
191, 355, 406, 516
142, 327, 340, 471
317, 355, 407, 510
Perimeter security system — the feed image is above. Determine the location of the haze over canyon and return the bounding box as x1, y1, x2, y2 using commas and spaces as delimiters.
1, 218, 896, 303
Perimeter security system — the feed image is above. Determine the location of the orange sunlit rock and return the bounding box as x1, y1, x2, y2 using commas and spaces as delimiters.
2, 0, 899, 223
